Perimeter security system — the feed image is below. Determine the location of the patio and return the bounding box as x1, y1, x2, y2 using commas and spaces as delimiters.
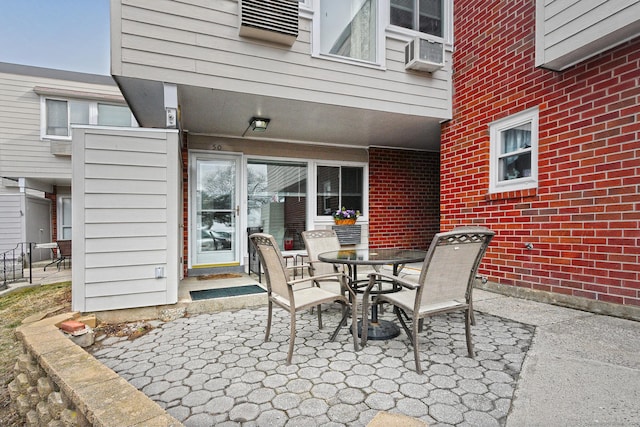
89, 286, 534, 426
11, 264, 640, 426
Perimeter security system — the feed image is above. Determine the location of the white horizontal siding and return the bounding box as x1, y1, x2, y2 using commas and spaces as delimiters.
84, 291, 169, 312
0, 193, 23, 253
114, 0, 451, 118
85, 279, 168, 297
536, 0, 640, 70
72, 127, 181, 312
0, 69, 124, 180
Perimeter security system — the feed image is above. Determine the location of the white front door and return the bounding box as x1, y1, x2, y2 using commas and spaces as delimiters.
190, 153, 241, 267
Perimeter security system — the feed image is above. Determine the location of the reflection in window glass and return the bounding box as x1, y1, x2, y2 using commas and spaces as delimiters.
248, 161, 307, 250
320, 0, 377, 62
391, 0, 442, 37
498, 125, 532, 181
46, 99, 68, 136
196, 158, 237, 257
69, 100, 91, 126
61, 197, 72, 240
98, 104, 133, 126
317, 166, 363, 216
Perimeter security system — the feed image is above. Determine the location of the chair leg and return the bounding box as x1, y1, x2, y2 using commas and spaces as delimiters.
287, 311, 296, 365
350, 301, 359, 351
465, 308, 474, 358
317, 304, 323, 329
413, 319, 422, 374
470, 298, 476, 326
360, 299, 370, 347
265, 300, 273, 342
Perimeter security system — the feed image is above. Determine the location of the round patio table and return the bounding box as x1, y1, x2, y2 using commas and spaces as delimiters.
318, 248, 426, 340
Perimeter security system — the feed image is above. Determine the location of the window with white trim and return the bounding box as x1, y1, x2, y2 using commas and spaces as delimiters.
390, 0, 443, 37
41, 97, 136, 139
317, 0, 380, 64
316, 165, 364, 216
58, 195, 72, 240
489, 108, 539, 194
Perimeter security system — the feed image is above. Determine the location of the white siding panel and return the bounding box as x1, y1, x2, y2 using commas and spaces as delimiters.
85, 149, 167, 167
84, 179, 167, 194
86, 250, 166, 268
85, 236, 167, 253
85, 264, 159, 283
84, 193, 166, 209
84, 130, 168, 152
73, 127, 180, 312
85, 291, 168, 312
85, 164, 168, 181
0, 194, 23, 253
85, 279, 167, 297
536, 0, 640, 70
114, 0, 451, 118
85, 222, 165, 238
85, 209, 167, 224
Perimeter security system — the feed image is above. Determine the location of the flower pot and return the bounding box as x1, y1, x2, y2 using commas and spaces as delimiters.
334, 218, 357, 225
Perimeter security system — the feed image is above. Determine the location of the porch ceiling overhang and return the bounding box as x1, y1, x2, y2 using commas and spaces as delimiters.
114, 76, 442, 152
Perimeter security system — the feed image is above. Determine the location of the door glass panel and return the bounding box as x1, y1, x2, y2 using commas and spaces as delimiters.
194, 157, 238, 265
248, 160, 307, 251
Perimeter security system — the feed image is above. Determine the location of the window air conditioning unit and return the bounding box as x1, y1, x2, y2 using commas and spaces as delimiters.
404, 37, 445, 72
239, 0, 299, 46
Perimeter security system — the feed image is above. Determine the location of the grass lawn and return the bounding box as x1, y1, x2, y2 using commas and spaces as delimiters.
0, 282, 71, 426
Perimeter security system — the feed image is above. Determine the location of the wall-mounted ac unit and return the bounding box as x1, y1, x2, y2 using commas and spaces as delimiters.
239, 0, 299, 46
404, 37, 445, 72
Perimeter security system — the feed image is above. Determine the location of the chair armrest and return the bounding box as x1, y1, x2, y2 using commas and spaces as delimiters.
366, 271, 420, 291
286, 271, 347, 287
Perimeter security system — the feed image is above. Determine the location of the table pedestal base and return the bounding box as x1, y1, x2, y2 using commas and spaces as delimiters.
357, 319, 400, 340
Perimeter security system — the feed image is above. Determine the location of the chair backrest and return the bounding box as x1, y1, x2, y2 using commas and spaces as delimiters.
416, 227, 494, 309
249, 233, 291, 303
57, 240, 72, 257
301, 230, 342, 276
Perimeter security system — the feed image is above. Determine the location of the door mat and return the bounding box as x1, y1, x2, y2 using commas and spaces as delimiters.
190, 285, 266, 300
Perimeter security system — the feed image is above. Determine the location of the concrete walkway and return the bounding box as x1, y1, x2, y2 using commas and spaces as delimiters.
475, 294, 640, 426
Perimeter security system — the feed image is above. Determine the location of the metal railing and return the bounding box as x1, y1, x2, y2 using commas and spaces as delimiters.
1, 242, 32, 290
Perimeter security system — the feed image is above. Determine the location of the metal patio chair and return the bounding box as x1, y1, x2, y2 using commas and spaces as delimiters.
249, 233, 358, 364
361, 227, 495, 373
55, 240, 72, 270
301, 230, 347, 298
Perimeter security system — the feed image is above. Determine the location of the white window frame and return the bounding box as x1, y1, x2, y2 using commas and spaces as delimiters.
386, 0, 452, 45
57, 194, 72, 240
489, 108, 539, 194
311, 0, 386, 68
313, 161, 369, 222
40, 96, 136, 140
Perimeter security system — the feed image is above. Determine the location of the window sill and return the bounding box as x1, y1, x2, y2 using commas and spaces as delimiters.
485, 188, 537, 201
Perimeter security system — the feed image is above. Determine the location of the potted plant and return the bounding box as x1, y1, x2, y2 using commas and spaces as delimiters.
333, 207, 360, 225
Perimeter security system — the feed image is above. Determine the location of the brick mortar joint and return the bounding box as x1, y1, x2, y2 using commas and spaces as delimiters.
12, 313, 184, 426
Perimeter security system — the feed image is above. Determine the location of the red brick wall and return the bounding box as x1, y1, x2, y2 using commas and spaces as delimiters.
442, 0, 640, 306
369, 148, 440, 249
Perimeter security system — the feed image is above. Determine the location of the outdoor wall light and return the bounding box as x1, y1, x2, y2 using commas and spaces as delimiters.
250, 117, 270, 132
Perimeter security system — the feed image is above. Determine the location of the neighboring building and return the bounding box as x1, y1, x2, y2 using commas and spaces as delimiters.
441, 0, 639, 315
0, 63, 136, 261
